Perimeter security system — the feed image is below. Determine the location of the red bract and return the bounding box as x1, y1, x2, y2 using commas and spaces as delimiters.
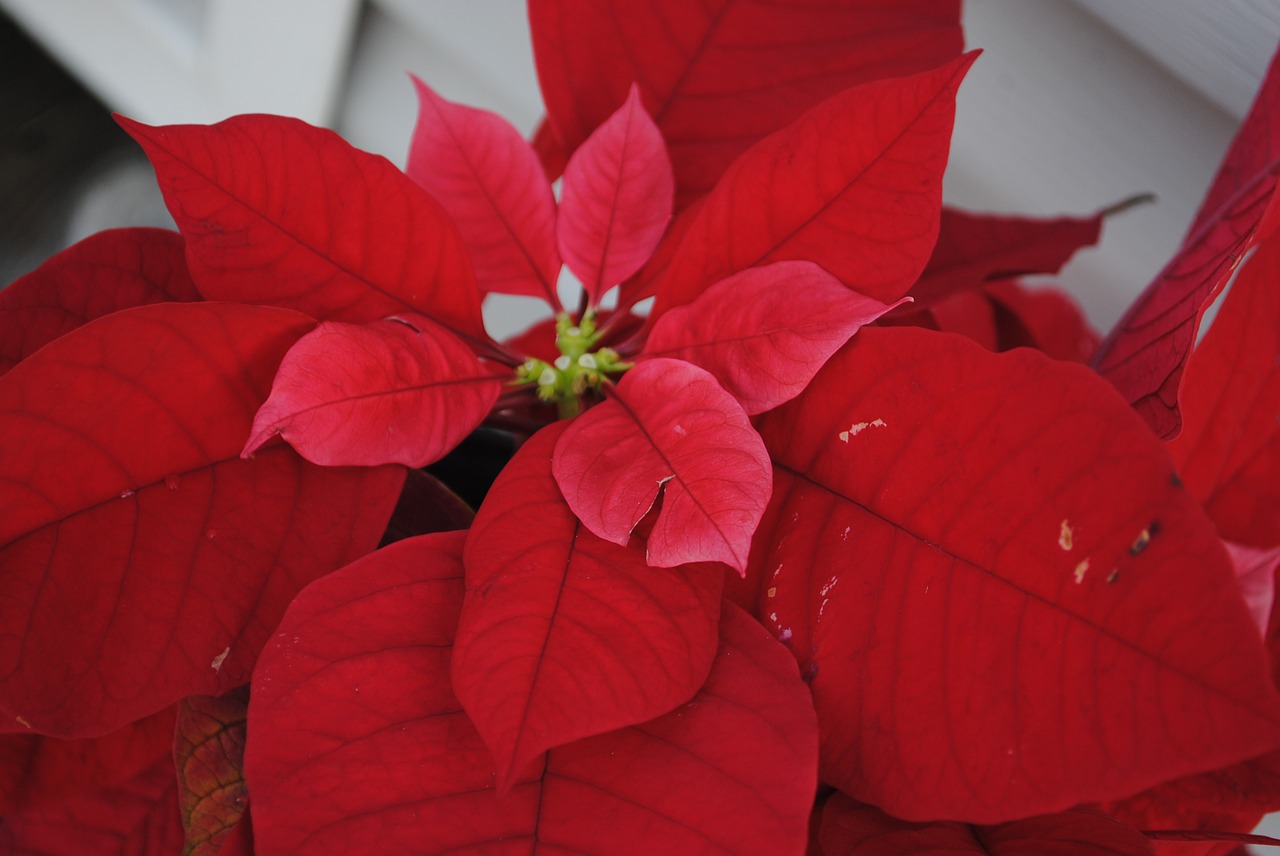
0, 227, 197, 375
529, 0, 963, 205
247, 532, 818, 854
408, 76, 562, 305
554, 359, 771, 571
736, 326, 1280, 822
243, 314, 504, 467
818, 793, 1156, 856
118, 114, 487, 345
0, 303, 403, 737
455, 423, 724, 789
559, 85, 674, 306
648, 52, 977, 322
1167, 232, 1280, 548
1093, 43, 1280, 439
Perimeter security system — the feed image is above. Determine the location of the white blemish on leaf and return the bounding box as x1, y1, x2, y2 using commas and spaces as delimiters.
838, 418, 887, 443
15, 715, 31, 729
672, 423, 686, 437
1058, 519, 1074, 551
778, 627, 793, 642
205, 529, 218, 540
1106, 569, 1120, 585
841, 526, 851, 541
1073, 559, 1089, 584
768, 612, 778, 623
767, 586, 777, 598
819, 576, 839, 598
210, 647, 230, 672
119, 488, 135, 499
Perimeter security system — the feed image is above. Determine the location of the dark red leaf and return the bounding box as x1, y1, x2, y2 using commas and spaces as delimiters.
649, 52, 977, 323
455, 422, 724, 789
529, 0, 962, 206
984, 280, 1101, 363
175, 688, 249, 856
911, 206, 1104, 305
1092, 45, 1280, 438
819, 794, 1155, 855
118, 114, 487, 345
243, 314, 503, 467
558, 85, 673, 305
407, 77, 562, 306
1167, 234, 1280, 548
379, 467, 475, 546
0, 749, 184, 855
642, 261, 900, 413
742, 326, 1280, 822
247, 535, 816, 853
553, 358, 771, 571
0, 707, 176, 814
0, 303, 404, 737
1104, 751, 1280, 856
0, 228, 198, 375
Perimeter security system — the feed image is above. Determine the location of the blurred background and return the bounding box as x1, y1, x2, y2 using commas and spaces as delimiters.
2, 0, 1279, 338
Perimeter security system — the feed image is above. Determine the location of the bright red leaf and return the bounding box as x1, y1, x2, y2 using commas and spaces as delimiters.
649, 52, 977, 323
529, 0, 962, 205
740, 326, 1280, 822
558, 85, 673, 305
642, 261, 901, 413
243, 314, 503, 467
553, 358, 771, 571
118, 114, 488, 345
0, 227, 198, 375
455, 422, 724, 789
0, 749, 184, 855
910, 206, 1106, 305
407, 77, 562, 306
1092, 45, 1280, 438
1167, 234, 1280, 548
0, 706, 175, 814
175, 688, 249, 856
247, 533, 817, 854
819, 793, 1155, 855
0, 303, 404, 738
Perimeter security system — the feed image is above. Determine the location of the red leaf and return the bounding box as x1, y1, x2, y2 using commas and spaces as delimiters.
1167, 235, 1280, 548
1092, 45, 1280, 438
744, 326, 1280, 822
649, 52, 977, 323
454, 422, 724, 789
247, 536, 816, 853
175, 689, 249, 856
243, 314, 503, 467
407, 77, 562, 306
984, 280, 1101, 364
0, 749, 184, 855
0, 707, 176, 814
529, 0, 962, 205
118, 114, 487, 344
1104, 751, 1280, 856
819, 794, 1155, 855
1226, 542, 1280, 638
642, 261, 901, 413
911, 206, 1104, 305
558, 85, 673, 305
379, 467, 475, 546
0, 303, 404, 737
0, 228, 198, 375
553, 358, 771, 571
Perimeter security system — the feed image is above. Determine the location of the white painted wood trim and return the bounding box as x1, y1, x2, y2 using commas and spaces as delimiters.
0, 0, 361, 124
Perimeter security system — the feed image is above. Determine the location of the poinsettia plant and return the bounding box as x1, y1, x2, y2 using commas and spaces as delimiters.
2, 1, 1280, 853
